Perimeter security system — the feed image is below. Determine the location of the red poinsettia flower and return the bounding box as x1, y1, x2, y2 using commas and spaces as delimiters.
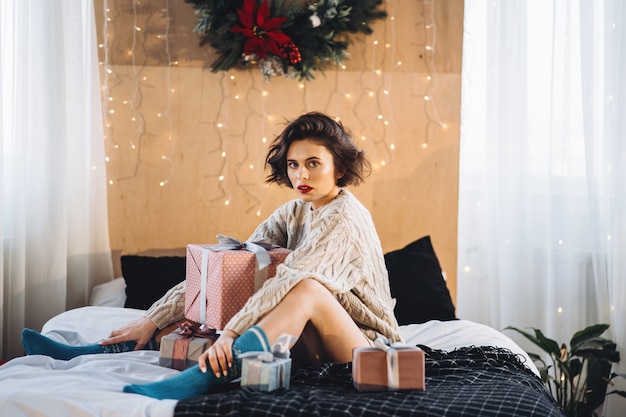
231, 0, 292, 59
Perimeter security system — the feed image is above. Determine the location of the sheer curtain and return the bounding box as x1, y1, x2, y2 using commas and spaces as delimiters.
0, 0, 113, 360
458, 1, 625, 416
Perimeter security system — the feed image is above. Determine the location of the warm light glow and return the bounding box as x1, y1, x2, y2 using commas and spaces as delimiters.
98, 0, 440, 208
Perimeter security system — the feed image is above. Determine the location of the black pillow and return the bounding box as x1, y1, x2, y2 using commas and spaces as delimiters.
121, 255, 186, 310
384, 235, 456, 325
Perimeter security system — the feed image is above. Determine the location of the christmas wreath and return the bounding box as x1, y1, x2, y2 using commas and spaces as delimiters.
184, 0, 387, 81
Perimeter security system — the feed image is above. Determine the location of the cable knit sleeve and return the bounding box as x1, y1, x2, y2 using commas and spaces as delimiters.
144, 281, 186, 329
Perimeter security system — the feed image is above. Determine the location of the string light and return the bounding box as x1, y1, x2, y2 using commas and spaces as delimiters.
412, 0, 446, 147
100, 0, 447, 215
159, 0, 176, 187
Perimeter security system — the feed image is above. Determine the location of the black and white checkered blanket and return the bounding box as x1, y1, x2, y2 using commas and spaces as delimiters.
174, 346, 565, 417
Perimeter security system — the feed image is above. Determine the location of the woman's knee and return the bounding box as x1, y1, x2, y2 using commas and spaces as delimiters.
291, 278, 330, 297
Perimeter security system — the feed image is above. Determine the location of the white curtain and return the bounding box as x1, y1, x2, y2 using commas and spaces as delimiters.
0, 1, 113, 360
458, 1, 625, 416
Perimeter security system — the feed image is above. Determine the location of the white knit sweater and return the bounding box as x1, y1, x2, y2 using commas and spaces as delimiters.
145, 189, 401, 343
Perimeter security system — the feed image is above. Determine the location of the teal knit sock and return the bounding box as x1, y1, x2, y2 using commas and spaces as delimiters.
21, 328, 157, 360
123, 325, 270, 400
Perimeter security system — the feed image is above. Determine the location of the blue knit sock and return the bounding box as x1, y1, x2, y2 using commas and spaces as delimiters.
21, 328, 157, 360
123, 325, 270, 400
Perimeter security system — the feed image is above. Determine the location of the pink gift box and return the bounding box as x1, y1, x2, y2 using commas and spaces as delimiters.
184, 243, 291, 329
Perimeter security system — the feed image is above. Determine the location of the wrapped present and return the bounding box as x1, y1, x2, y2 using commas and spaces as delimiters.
241, 334, 297, 392
159, 321, 218, 371
352, 337, 425, 392
185, 235, 291, 329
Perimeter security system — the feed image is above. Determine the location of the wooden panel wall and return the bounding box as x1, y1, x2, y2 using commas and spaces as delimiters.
94, 0, 464, 303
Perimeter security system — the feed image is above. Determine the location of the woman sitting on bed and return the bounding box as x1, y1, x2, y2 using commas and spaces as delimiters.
22, 111, 401, 400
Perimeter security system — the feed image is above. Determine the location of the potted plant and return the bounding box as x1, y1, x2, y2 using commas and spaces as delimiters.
505, 324, 625, 417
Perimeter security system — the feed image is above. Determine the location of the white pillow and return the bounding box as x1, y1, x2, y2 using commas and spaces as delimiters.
89, 278, 127, 307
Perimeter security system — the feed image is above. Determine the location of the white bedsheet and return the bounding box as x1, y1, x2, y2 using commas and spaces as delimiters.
0, 306, 538, 417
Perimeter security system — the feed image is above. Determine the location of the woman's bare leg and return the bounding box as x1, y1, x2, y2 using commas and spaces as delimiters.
122, 278, 368, 400
256, 278, 370, 363
291, 321, 331, 366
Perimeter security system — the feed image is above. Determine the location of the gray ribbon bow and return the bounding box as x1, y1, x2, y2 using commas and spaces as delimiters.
210, 234, 274, 270
240, 333, 297, 362
373, 336, 417, 390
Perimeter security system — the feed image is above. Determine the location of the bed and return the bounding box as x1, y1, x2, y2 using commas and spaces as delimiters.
0, 237, 566, 416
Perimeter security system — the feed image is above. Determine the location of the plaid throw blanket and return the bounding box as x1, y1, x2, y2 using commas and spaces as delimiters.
174, 346, 565, 417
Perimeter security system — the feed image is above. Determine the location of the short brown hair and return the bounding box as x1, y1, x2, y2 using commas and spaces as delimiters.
265, 112, 371, 188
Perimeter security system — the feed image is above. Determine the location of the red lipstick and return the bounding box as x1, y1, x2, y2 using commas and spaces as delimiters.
297, 185, 313, 194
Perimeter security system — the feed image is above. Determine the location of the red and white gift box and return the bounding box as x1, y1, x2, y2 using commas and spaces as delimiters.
159, 321, 218, 371
352, 337, 425, 392
184, 237, 291, 329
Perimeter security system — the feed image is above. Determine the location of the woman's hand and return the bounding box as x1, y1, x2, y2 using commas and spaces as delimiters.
99, 317, 158, 350
199, 329, 238, 377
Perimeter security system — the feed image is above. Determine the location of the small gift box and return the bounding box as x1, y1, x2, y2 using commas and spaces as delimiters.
352, 337, 425, 392
185, 235, 291, 329
240, 334, 297, 392
159, 321, 218, 371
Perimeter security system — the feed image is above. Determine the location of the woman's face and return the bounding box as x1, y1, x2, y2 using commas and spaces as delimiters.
286, 139, 341, 209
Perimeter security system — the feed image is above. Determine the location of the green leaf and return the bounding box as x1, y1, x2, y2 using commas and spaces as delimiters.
504, 326, 562, 357
537, 366, 550, 384
606, 390, 626, 399
527, 351, 545, 363
532, 328, 562, 357
570, 324, 609, 350
573, 339, 620, 362
569, 357, 582, 377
